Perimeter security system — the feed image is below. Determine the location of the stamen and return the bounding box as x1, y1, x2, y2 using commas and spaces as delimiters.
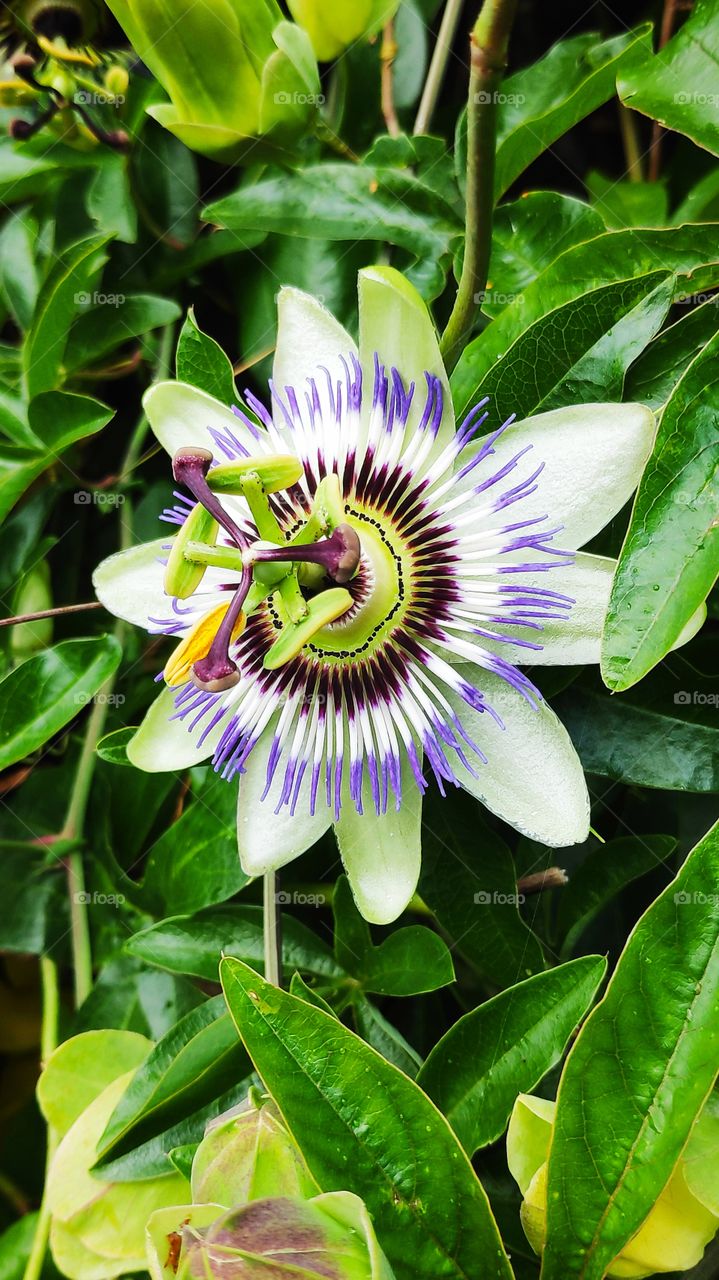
245, 523, 361, 585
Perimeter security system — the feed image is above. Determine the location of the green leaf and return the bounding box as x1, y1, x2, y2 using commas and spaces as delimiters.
457, 272, 673, 425
23, 234, 109, 398
618, 0, 719, 158
420, 789, 545, 988
585, 170, 669, 229
333, 875, 454, 995
204, 163, 462, 299
484, 193, 605, 319
95, 994, 251, 1165
557, 662, 719, 792
602, 328, 719, 690
38, 1029, 152, 1140
352, 995, 423, 1078
86, 152, 138, 244
494, 27, 653, 197
63, 294, 181, 374
175, 307, 238, 403
0, 137, 95, 204
417, 957, 606, 1154
625, 297, 719, 409
126, 904, 345, 985
542, 821, 719, 1280
139, 770, 249, 915
0, 213, 39, 331
221, 958, 514, 1280
95, 726, 134, 765
557, 835, 677, 957
27, 389, 113, 451
0, 636, 121, 769
0, 840, 68, 955
451, 223, 719, 422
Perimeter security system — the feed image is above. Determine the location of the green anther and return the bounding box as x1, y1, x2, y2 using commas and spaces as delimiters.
264, 587, 353, 669
164, 503, 218, 598
207, 455, 303, 496
183, 540, 245, 573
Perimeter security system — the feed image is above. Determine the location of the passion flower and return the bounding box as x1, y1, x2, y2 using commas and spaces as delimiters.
94, 267, 704, 923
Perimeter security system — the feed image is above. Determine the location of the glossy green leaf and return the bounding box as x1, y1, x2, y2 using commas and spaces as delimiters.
95, 994, 251, 1166
204, 163, 462, 299
0, 840, 68, 955
484, 193, 605, 319
27, 389, 113, 451
418, 957, 606, 1153
494, 27, 652, 197
420, 789, 545, 988
63, 294, 181, 374
602, 328, 719, 690
557, 662, 719, 792
333, 875, 454, 995
0, 636, 121, 769
0, 214, 39, 331
619, 0, 719, 158
542, 820, 719, 1280
38, 1029, 152, 1140
221, 958, 514, 1280
86, 152, 138, 244
175, 306, 238, 403
352, 994, 422, 1078
625, 297, 719, 409
451, 223, 719, 422
139, 771, 249, 916
95, 726, 134, 765
558, 835, 677, 957
585, 170, 669, 229
23, 234, 108, 398
126, 904, 345, 985
457, 272, 672, 425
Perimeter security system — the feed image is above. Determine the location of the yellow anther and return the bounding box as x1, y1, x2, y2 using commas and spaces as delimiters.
164, 603, 246, 687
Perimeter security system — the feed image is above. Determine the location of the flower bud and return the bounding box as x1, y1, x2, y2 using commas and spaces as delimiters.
508, 1093, 719, 1278
288, 0, 400, 61
191, 1090, 317, 1208
151, 1191, 396, 1279
105, 0, 321, 161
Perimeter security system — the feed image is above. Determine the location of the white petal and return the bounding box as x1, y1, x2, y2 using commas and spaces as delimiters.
358, 265, 454, 460
236, 722, 332, 876
333, 755, 423, 925
93, 538, 170, 630
272, 286, 357, 445
486, 553, 616, 667
127, 687, 219, 771
445, 667, 590, 847
465, 403, 655, 549
144, 381, 263, 459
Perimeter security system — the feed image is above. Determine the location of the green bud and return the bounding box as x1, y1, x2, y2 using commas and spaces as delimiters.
104, 0, 322, 161
191, 1091, 317, 1207
508, 1093, 719, 1278
104, 64, 129, 97
288, 0, 400, 61
161, 1191, 396, 1279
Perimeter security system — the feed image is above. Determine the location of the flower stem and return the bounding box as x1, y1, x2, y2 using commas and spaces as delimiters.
414, 0, 465, 136
22, 958, 60, 1280
263, 871, 283, 987
380, 20, 400, 138
439, 0, 518, 373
